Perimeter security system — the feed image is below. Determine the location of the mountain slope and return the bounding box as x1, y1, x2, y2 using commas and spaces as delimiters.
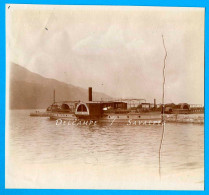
9, 63, 111, 109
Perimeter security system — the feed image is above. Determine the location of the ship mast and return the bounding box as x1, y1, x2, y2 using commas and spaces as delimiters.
53, 89, 55, 104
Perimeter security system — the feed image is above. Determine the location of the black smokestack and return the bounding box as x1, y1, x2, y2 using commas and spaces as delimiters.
88, 87, 92, 101
154, 99, 156, 109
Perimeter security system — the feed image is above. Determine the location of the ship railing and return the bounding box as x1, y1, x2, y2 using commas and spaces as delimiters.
189, 104, 204, 108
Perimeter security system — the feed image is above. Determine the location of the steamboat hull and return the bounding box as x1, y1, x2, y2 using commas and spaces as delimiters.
50, 112, 162, 124
50, 113, 76, 120
50, 112, 204, 125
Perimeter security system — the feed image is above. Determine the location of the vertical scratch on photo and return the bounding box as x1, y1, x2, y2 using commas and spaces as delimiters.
159, 34, 167, 178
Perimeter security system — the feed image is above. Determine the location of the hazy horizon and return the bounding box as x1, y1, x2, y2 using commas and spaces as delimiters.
7, 5, 205, 105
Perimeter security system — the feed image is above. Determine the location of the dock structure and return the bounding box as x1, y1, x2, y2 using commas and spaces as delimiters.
165, 114, 204, 124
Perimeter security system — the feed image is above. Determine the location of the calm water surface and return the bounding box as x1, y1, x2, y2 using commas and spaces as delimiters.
6, 110, 204, 189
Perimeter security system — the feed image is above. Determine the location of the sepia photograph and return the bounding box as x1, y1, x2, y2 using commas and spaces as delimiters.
6, 4, 204, 190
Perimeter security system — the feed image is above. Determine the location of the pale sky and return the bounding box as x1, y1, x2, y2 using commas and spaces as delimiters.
7, 5, 205, 105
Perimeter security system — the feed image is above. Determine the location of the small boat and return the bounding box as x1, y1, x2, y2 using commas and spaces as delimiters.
30, 110, 52, 117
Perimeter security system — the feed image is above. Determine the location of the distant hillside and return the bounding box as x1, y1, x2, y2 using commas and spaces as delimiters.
9, 63, 111, 109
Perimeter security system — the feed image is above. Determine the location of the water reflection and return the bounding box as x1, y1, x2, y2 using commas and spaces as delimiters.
7, 110, 204, 189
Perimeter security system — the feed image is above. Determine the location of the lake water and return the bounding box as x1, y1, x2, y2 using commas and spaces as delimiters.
6, 110, 204, 190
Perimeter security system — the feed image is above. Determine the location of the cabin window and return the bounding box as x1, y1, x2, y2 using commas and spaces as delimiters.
61, 104, 70, 110
117, 116, 119, 119
183, 105, 189, 110
77, 104, 87, 112
138, 116, 141, 118
127, 116, 129, 118
108, 116, 111, 118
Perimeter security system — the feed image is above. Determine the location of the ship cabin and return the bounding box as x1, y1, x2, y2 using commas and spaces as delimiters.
141, 103, 151, 112
74, 87, 129, 119
75, 101, 128, 119
46, 101, 78, 113
102, 101, 127, 110
176, 103, 190, 110
75, 102, 103, 119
